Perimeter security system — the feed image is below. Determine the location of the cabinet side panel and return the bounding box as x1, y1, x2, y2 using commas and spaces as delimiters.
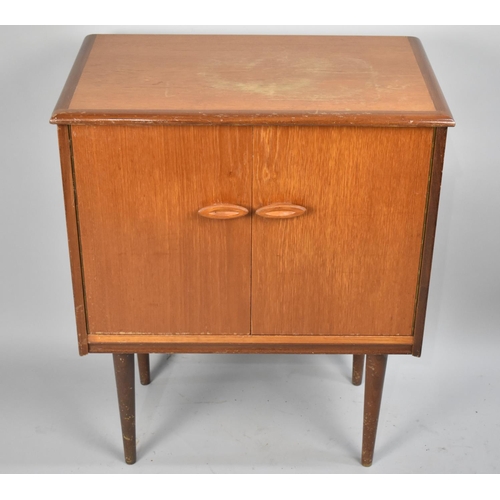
412, 128, 448, 356
71, 125, 252, 335
252, 126, 434, 336
57, 125, 89, 354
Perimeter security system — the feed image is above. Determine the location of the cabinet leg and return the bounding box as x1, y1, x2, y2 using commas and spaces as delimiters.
361, 354, 388, 467
352, 354, 365, 386
137, 353, 151, 385
113, 354, 136, 465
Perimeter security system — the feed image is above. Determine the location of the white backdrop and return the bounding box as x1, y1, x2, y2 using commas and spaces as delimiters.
0, 25, 499, 474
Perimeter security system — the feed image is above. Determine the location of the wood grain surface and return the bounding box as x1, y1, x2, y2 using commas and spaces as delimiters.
70, 125, 252, 335
412, 128, 448, 356
88, 333, 414, 355
52, 35, 96, 113
69, 124, 435, 342
252, 126, 434, 336
50, 35, 454, 127
56, 125, 88, 355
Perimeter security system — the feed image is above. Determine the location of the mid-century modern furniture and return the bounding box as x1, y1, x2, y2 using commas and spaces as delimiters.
50, 34, 454, 466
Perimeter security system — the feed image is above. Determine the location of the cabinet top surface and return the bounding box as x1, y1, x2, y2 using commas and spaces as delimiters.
51, 35, 454, 126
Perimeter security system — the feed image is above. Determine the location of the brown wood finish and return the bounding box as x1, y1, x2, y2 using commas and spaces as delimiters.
52, 35, 96, 114
255, 203, 307, 219
113, 354, 136, 464
87, 334, 414, 355
409, 38, 453, 118
51, 111, 454, 127
51, 35, 454, 466
362, 354, 388, 466
70, 125, 252, 336
57, 125, 88, 355
412, 128, 448, 356
352, 354, 365, 386
137, 354, 151, 385
91, 345, 412, 355
50, 35, 454, 127
252, 126, 434, 336
198, 203, 249, 220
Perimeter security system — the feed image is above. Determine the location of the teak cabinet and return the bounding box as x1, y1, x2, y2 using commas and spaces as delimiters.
51, 35, 454, 466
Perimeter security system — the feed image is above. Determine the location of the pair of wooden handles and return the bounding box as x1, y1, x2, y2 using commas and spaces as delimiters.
198, 203, 307, 220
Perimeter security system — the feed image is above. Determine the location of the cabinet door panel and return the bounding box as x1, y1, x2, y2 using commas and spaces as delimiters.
72, 125, 252, 335
252, 126, 433, 336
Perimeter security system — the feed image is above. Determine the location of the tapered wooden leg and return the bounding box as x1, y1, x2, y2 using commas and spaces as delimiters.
361, 354, 388, 467
352, 354, 365, 386
113, 354, 136, 465
137, 353, 151, 385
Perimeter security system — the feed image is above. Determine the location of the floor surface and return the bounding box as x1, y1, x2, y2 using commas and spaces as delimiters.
1, 311, 498, 473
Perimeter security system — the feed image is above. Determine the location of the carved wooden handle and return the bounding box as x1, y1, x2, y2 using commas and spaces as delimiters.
198, 203, 249, 219
256, 203, 307, 219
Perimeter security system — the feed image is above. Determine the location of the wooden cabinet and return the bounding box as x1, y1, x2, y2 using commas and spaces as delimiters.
51, 35, 454, 466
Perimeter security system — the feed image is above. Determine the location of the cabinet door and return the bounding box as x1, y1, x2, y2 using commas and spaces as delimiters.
252, 126, 434, 336
71, 125, 252, 335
